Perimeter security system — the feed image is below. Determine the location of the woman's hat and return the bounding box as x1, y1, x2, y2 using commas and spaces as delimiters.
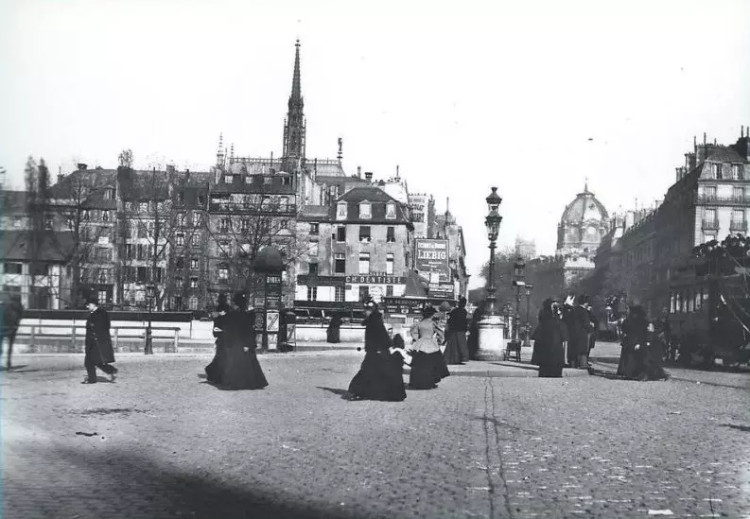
438, 301, 452, 313
363, 298, 378, 310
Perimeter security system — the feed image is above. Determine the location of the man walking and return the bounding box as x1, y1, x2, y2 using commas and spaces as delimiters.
82, 294, 118, 384
2, 295, 24, 369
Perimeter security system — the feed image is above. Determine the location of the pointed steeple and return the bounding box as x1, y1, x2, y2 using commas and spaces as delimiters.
282, 39, 306, 171
291, 39, 302, 104
216, 133, 225, 168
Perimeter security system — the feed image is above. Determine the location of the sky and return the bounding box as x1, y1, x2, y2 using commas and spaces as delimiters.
1, 0, 749, 288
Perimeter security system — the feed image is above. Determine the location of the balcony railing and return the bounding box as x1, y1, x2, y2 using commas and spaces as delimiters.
701, 220, 719, 230
730, 220, 748, 232
695, 193, 750, 205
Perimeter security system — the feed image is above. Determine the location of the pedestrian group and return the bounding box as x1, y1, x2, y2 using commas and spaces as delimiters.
67, 289, 668, 391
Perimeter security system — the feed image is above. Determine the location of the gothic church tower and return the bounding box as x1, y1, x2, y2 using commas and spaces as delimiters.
282, 40, 306, 172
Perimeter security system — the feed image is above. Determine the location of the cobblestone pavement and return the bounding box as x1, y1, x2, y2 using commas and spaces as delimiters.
2, 345, 749, 519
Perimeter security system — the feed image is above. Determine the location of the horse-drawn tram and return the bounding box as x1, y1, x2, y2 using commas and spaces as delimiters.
668, 238, 750, 367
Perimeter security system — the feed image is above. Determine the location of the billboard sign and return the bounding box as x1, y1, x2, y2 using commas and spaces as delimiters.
415, 239, 450, 284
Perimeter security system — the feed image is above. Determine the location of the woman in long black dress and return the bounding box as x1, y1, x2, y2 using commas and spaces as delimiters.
347, 299, 406, 401
531, 299, 568, 377
219, 292, 268, 390
205, 294, 229, 383
618, 305, 668, 380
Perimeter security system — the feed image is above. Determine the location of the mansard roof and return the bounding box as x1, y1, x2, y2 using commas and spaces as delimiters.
1, 230, 75, 262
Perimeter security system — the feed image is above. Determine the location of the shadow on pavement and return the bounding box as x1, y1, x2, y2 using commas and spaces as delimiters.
316, 386, 358, 401
721, 423, 750, 433
39, 446, 365, 519
0, 365, 29, 372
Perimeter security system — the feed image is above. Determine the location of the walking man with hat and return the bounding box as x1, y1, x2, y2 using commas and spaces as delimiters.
82, 294, 118, 384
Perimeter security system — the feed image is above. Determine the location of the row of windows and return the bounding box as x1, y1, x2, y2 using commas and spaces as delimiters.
336, 201, 398, 220
217, 217, 288, 233
174, 277, 200, 289
223, 174, 292, 186
175, 258, 200, 269
314, 225, 397, 243
3, 262, 51, 276
306, 285, 394, 302
706, 163, 744, 181
308, 252, 395, 275
670, 288, 708, 314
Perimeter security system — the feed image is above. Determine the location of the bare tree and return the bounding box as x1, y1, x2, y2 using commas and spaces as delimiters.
205, 187, 305, 306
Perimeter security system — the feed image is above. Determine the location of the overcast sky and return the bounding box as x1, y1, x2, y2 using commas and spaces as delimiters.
1, 0, 749, 287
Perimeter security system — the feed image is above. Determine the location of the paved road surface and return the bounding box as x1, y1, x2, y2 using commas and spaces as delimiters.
2, 344, 749, 518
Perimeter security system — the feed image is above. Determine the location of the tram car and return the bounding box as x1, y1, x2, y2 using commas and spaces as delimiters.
668, 255, 750, 367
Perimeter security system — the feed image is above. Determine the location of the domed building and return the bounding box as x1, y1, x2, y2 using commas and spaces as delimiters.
556, 184, 609, 258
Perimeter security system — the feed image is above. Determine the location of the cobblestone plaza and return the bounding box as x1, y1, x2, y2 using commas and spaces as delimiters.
2, 345, 749, 518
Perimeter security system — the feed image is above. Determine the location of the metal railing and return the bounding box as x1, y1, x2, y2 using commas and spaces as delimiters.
695, 193, 750, 205
14, 324, 182, 352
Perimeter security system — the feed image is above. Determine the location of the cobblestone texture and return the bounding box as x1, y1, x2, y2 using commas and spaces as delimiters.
2, 344, 749, 518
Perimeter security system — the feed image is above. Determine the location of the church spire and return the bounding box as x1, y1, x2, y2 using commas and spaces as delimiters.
282, 39, 306, 171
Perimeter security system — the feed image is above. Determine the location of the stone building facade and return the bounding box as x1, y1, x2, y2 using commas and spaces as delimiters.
591, 130, 750, 316
295, 185, 414, 306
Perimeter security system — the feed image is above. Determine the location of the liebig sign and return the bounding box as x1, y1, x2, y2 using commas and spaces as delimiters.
415, 239, 450, 284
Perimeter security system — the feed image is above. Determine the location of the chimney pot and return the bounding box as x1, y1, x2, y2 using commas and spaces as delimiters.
365, 171, 373, 182
357, 166, 362, 178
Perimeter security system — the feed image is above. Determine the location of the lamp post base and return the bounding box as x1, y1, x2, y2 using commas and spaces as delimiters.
476, 315, 506, 361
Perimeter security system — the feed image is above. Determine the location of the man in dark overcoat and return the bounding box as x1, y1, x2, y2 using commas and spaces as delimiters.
2, 295, 24, 369
82, 294, 118, 384
564, 295, 594, 368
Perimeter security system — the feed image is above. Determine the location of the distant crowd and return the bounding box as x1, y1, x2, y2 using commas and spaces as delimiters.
529, 294, 669, 381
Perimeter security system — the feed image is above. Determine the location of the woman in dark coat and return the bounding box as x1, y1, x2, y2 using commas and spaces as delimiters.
205, 294, 229, 384
531, 299, 568, 377
619, 305, 668, 380
444, 296, 470, 364
82, 295, 118, 384
347, 299, 406, 401
327, 312, 343, 343
219, 292, 268, 390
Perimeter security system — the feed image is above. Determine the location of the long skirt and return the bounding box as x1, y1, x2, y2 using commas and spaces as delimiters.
409, 351, 450, 389
538, 362, 563, 378
220, 347, 268, 390
348, 352, 406, 401
444, 331, 469, 364
327, 325, 341, 343
205, 344, 225, 383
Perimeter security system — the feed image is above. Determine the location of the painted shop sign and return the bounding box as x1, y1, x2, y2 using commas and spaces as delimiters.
345, 275, 406, 285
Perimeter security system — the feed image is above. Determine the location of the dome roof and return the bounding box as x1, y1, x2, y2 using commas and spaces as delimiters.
560, 186, 608, 225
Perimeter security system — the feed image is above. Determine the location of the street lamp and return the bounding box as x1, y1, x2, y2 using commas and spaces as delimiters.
511, 257, 526, 346
476, 187, 507, 361
523, 283, 534, 347
484, 187, 503, 317
145, 284, 155, 355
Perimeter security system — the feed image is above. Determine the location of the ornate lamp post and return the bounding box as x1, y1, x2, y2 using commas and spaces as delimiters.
144, 284, 155, 355
523, 283, 534, 347
511, 257, 526, 346
476, 187, 507, 360
484, 188, 503, 316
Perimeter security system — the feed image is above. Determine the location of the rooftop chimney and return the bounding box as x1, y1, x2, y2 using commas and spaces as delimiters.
365, 171, 373, 182
357, 166, 362, 178
78, 163, 88, 171
337, 137, 343, 161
